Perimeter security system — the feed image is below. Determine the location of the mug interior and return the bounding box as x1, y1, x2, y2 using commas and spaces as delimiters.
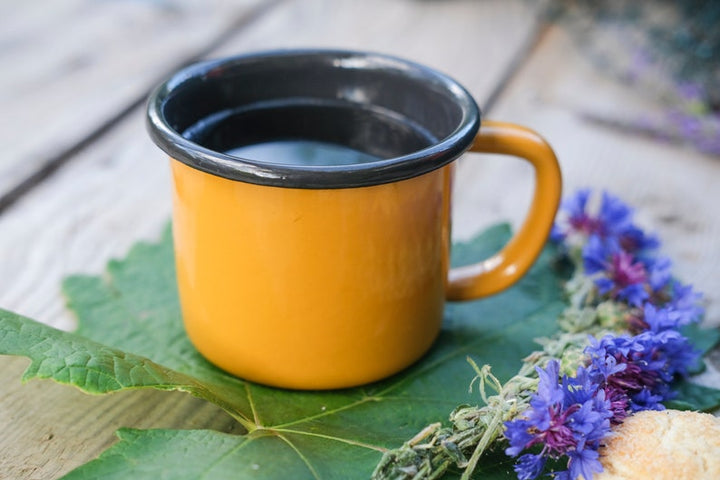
147, 50, 480, 188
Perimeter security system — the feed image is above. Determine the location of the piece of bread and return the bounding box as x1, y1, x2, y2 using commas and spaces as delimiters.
595, 409, 720, 480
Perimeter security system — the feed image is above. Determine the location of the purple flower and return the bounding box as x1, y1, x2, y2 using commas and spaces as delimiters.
536, 358, 564, 407
567, 389, 611, 444
644, 256, 673, 293
531, 190, 709, 479
504, 420, 535, 457
617, 224, 660, 254
552, 189, 614, 241
552, 190, 660, 258
602, 384, 632, 423
567, 447, 603, 480
666, 282, 704, 323
643, 304, 695, 332
581, 234, 611, 275
677, 82, 705, 101
596, 191, 634, 239
582, 236, 649, 306
563, 189, 593, 233
504, 361, 612, 480
629, 388, 665, 412
551, 188, 594, 242
584, 329, 700, 422
604, 250, 647, 288
514, 453, 545, 480
636, 329, 700, 380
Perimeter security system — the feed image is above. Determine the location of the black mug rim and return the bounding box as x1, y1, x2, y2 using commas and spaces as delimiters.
146, 49, 481, 189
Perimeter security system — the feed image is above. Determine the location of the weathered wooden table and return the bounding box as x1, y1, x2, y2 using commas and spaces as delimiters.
1, 1, 718, 478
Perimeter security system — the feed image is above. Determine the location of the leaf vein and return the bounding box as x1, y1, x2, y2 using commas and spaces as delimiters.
245, 382, 262, 428
275, 428, 387, 453
275, 432, 322, 480
270, 396, 379, 429
198, 435, 253, 479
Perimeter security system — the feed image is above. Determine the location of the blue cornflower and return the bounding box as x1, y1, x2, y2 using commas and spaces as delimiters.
582, 236, 649, 306
525, 190, 707, 480
615, 223, 660, 255
566, 388, 611, 444
666, 281, 704, 323
504, 361, 612, 480
566, 447, 603, 480
585, 336, 638, 422
594, 192, 660, 255
581, 234, 613, 275
643, 303, 696, 332
635, 329, 700, 380
644, 255, 673, 293
585, 329, 700, 422
514, 453, 545, 480
551, 188, 594, 242
536, 357, 565, 406
628, 282, 702, 334
504, 419, 536, 457
596, 191, 634, 239
629, 387, 665, 412
552, 190, 660, 261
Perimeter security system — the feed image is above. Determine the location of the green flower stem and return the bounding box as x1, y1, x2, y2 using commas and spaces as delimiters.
459, 408, 503, 480
370, 323, 609, 479
370, 359, 542, 480
371, 254, 640, 480
460, 359, 537, 480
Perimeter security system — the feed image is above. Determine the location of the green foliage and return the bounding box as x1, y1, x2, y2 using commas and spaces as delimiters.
682, 323, 720, 374
666, 380, 720, 412
0, 224, 717, 479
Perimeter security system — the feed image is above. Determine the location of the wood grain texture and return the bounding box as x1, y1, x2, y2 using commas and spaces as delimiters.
0, 356, 243, 480
453, 25, 720, 329
0, 116, 172, 332
0, 0, 268, 201
0, 0, 543, 333
0, 1, 543, 478
210, 0, 541, 107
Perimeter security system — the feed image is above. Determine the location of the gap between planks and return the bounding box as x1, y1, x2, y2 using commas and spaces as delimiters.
482, 19, 550, 115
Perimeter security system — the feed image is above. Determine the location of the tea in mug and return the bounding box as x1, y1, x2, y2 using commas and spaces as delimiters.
226, 140, 380, 166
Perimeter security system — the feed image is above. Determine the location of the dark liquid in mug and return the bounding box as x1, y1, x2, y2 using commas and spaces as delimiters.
226, 140, 380, 166
181, 101, 436, 167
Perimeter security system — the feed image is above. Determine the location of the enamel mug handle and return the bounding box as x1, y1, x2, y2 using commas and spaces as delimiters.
446, 120, 562, 300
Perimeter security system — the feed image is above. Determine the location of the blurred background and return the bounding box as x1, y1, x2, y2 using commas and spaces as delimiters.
1, 1, 719, 477
1, 0, 717, 328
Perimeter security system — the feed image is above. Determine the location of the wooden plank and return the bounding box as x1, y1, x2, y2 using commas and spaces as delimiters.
0, 116, 172, 331
0, 0, 542, 333
453, 21, 720, 404
0, 0, 543, 477
453, 25, 720, 331
0, 0, 270, 205
0, 356, 243, 480
210, 0, 540, 107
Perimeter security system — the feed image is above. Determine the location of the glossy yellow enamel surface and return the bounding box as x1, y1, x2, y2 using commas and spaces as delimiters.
171, 160, 452, 389
170, 121, 561, 390
446, 121, 563, 299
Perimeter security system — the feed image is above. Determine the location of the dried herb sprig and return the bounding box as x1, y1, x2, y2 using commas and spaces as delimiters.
371, 322, 610, 480
372, 189, 706, 480
371, 359, 537, 480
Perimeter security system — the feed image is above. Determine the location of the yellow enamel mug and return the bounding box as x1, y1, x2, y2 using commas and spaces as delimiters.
146, 50, 562, 390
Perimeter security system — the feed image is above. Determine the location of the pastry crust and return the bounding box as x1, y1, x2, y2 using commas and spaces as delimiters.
595, 409, 720, 480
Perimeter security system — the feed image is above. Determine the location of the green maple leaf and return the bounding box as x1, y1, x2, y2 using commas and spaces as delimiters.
1, 224, 718, 479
